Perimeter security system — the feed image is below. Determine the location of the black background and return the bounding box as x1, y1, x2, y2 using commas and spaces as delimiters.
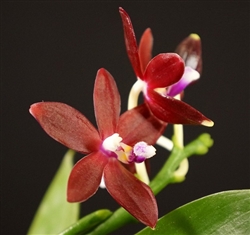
2, 1, 249, 235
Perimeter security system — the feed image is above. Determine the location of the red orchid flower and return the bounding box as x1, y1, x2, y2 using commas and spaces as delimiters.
29, 68, 166, 228
119, 7, 213, 127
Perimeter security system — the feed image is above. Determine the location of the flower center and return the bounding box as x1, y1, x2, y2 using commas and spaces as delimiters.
102, 133, 156, 164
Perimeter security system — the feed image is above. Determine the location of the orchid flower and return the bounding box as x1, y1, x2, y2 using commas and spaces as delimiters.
29, 68, 166, 228
119, 7, 213, 127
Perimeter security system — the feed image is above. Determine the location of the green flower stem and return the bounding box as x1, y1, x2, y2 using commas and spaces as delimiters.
172, 98, 189, 182
86, 208, 136, 235
150, 147, 183, 195
59, 209, 112, 235
85, 133, 213, 235
150, 133, 213, 194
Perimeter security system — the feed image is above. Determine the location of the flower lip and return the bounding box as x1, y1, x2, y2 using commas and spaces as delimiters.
166, 66, 200, 97
133, 141, 156, 159
120, 141, 156, 164
101, 133, 156, 164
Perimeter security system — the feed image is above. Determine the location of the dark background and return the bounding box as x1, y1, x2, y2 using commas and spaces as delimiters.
2, 1, 249, 234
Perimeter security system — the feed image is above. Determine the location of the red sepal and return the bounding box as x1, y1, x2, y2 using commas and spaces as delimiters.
119, 7, 143, 79
104, 158, 158, 228
94, 68, 121, 139
146, 90, 212, 125
29, 102, 101, 153
67, 151, 108, 202
144, 53, 185, 89
138, 28, 153, 73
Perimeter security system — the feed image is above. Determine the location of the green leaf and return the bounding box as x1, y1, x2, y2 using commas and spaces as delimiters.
59, 209, 113, 235
136, 190, 250, 235
27, 149, 80, 234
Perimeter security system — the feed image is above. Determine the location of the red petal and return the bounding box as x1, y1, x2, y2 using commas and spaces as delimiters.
29, 102, 101, 153
146, 90, 213, 126
94, 68, 121, 139
144, 53, 185, 89
67, 151, 108, 202
175, 34, 202, 74
119, 7, 143, 79
117, 104, 166, 146
104, 158, 158, 228
138, 28, 153, 73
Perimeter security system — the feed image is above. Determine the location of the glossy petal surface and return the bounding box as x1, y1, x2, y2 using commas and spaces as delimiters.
146, 90, 213, 125
167, 66, 200, 97
144, 53, 185, 89
94, 68, 121, 139
29, 102, 101, 153
104, 158, 158, 228
175, 34, 202, 73
67, 151, 108, 202
119, 7, 143, 78
117, 104, 166, 146
139, 28, 153, 73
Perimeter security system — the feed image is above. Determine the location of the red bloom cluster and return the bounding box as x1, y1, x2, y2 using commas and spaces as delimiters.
30, 7, 213, 228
